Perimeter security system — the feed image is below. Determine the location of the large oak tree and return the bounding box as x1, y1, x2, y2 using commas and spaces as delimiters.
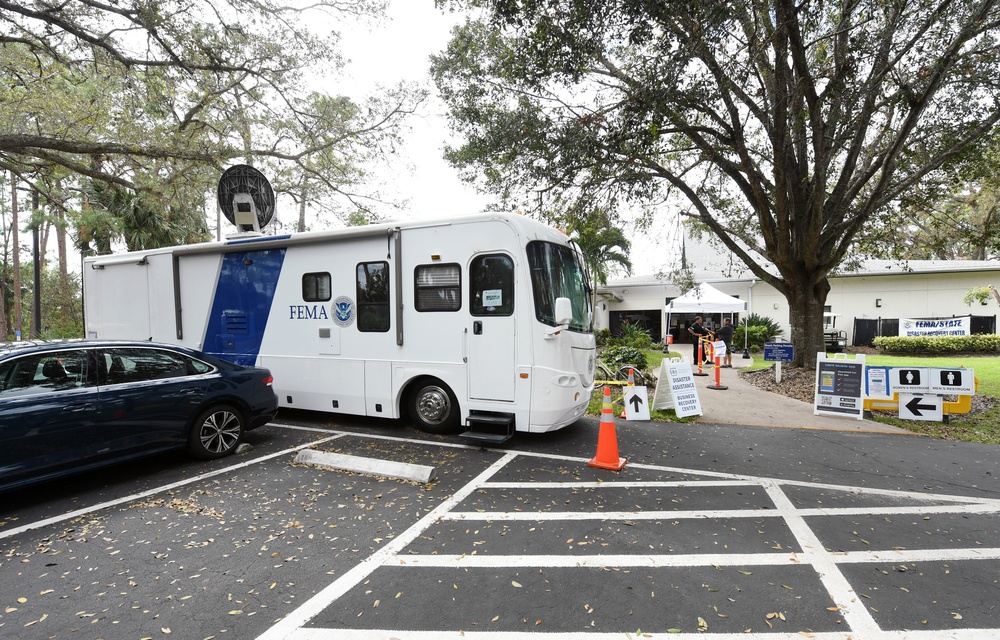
1, 0, 423, 245
433, 0, 1000, 366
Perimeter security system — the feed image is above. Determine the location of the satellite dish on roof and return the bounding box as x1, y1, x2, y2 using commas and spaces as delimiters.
217, 164, 275, 233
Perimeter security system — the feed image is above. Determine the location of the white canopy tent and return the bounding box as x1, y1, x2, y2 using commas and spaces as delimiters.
665, 283, 748, 351
665, 283, 747, 314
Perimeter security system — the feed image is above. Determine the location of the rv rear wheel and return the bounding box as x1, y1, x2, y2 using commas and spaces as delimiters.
408, 380, 461, 434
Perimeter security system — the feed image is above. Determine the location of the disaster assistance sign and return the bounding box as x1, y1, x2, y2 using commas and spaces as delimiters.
898, 316, 971, 337
652, 360, 703, 418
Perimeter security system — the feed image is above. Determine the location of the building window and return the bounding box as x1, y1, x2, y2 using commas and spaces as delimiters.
357, 262, 390, 332
415, 264, 461, 312
302, 272, 331, 302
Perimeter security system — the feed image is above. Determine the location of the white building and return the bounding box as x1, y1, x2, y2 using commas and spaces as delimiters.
597, 260, 1000, 348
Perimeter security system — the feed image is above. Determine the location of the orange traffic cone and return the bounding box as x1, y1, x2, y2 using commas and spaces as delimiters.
589, 386, 626, 471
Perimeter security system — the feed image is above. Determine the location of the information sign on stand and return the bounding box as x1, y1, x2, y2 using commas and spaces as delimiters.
814, 353, 866, 420
652, 360, 703, 417
712, 340, 727, 357
764, 342, 794, 362
764, 342, 794, 383
865, 366, 892, 400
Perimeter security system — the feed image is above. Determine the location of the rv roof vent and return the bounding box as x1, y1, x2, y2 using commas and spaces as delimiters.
217, 165, 275, 234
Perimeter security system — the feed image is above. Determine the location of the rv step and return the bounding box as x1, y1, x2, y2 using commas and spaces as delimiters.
461, 414, 514, 445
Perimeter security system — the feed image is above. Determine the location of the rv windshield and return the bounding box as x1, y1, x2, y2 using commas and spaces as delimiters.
527, 241, 592, 332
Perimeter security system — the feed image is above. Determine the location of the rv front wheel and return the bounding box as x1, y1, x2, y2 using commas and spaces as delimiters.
408, 381, 461, 434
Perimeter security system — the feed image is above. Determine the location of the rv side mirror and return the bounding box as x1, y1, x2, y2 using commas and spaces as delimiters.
554, 297, 573, 327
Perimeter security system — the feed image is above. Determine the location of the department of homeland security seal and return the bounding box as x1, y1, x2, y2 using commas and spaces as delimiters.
332, 296, 355, 327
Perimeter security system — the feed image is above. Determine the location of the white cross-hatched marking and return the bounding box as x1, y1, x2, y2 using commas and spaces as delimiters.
256, 429, 1000, 640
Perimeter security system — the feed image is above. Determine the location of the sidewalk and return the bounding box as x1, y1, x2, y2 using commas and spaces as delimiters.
657, 354, 909, 434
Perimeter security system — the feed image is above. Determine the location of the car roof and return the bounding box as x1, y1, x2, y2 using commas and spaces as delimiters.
0, 340, 204, 360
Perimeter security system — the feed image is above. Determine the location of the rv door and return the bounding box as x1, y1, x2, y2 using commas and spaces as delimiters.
468, 253, 516, 402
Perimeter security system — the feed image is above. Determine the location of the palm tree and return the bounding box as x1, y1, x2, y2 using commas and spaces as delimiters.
568, 210, 632, 284
567, 210, 632, 318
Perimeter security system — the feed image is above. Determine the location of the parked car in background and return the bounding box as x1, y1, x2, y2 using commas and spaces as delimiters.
0, 340, 278, 492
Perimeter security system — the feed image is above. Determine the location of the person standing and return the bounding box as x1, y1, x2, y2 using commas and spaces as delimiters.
715, 317, 735, 367
687, 316, 711, 365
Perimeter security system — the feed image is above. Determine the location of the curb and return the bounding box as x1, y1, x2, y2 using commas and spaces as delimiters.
294, 449, 437, 483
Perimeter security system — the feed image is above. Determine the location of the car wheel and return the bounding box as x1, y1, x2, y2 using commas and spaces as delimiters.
188, 404, 244, 459
408, 380, 461, 434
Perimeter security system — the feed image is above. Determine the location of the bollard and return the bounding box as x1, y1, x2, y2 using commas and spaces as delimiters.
707, 355, 728, 390
693, 340, 709, 376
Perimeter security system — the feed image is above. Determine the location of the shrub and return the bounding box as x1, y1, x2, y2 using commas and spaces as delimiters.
606, 320, 654, 350
594, 328, 611, 347
873, 334, 1000, 354
735, 314, 784, 351
602, 345, 648, 371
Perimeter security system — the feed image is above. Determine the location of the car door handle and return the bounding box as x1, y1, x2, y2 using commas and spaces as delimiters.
63, 403, 95, 412
176, 388, 202, 396
473, 321, 483, 335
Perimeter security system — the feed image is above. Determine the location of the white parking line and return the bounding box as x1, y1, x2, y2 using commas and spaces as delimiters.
248, 430, 1000, 640
0, 434, 342, 541
286, 630, 1000, 640
254, 452, 519, 640
760, 478, 881, 635
445, 502, 1000, 521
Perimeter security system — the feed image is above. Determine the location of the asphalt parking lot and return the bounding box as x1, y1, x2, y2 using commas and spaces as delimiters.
3, 410, 1000, 639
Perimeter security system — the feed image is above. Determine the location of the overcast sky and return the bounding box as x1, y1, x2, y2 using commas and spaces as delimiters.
333, 0, 678, 276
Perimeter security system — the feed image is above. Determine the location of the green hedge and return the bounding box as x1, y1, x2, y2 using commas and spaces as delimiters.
873, 334, 1000, 354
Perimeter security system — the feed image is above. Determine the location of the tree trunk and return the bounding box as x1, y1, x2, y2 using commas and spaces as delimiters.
785, 274, 831, 368
0, 190, 6, 340
56, 199, 68, 279
11, 173, 22, 340
297, 179, 308, 233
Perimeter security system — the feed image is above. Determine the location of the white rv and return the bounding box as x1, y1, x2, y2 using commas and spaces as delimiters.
83, 213, 596, 442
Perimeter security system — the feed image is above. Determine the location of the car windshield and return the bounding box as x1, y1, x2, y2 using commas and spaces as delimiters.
526, 241, 592, 332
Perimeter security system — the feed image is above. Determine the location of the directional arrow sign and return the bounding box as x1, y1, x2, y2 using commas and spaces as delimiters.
623, 386, 650, 421
628, 394, 644, 412
898, 393, 943, 421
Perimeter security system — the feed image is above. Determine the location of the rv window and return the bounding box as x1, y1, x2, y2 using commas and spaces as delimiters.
470, 254, 514, 316
302, 272, 331, 302
357, 261, 390, 332
415, 264, 461, 312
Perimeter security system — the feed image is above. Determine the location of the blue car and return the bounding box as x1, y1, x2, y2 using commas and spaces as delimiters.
0, 340, 279, 492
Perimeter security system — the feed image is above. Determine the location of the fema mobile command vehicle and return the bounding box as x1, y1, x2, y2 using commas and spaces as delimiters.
83, 166, 597, 443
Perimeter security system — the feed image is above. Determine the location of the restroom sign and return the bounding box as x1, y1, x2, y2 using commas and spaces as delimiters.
889, 367, 929, 393
928, 368, 975, 395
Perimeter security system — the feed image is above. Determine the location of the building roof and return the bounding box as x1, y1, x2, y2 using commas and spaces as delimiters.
602, 259, 1000, 290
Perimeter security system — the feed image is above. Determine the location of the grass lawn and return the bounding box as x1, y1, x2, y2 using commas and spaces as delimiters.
589, 348, 1000, 443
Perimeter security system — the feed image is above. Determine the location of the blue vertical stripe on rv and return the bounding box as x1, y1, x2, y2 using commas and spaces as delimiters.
202, 248, 286, 366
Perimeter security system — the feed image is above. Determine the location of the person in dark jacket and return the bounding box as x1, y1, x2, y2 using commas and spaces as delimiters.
687, 316, 712, 365
715, 317, 735, 367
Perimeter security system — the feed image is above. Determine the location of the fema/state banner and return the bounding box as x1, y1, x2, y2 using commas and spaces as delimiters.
898, 316, 971, 337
